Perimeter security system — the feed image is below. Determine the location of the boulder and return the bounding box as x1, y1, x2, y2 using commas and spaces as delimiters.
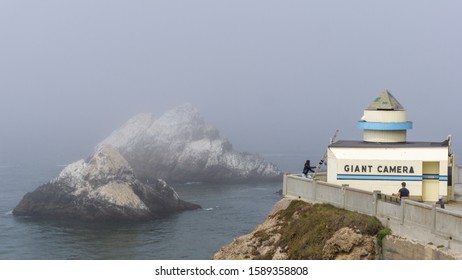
322, 227, 378, 260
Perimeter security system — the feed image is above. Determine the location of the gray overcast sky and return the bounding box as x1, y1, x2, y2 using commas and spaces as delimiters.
1, 1, 461, 166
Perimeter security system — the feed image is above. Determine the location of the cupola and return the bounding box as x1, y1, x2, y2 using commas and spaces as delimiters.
357, 90, 413, 143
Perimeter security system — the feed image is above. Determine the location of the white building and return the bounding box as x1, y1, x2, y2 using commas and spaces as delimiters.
327, 90, 455, 202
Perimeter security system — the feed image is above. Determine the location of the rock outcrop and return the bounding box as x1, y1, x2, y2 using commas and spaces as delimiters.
213, 199, 291, 260
322, 227, 377, 260
13, 144, 200, 221
213, 198, 382, 260
100, 103, 282, 183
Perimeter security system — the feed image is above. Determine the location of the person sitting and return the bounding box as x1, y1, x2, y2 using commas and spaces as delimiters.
394, 182, 410, 198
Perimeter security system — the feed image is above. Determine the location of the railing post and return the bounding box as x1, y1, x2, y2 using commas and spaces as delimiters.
342, 184, 348, 210
400, 198, 406, 225
372, 190, 381, 217
282, 173, 288, 196
313, 179, 317, 202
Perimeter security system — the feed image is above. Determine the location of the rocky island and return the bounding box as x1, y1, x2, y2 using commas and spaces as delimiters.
100, 103, 282, 183
13, 144, 200, 221
13, 104, 281, 222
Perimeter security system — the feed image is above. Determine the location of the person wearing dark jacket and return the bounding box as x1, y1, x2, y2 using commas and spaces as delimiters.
436, 196, 445, 209
302, 160, 315, 178
394, 182, 410, 198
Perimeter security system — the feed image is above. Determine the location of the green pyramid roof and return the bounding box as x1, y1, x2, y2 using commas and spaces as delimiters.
367, 89, 404, 110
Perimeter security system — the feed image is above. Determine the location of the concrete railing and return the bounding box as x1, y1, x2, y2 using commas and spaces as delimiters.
283, 173, 462, 252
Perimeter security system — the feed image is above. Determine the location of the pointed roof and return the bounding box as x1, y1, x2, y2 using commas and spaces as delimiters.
367, 89, 404, 110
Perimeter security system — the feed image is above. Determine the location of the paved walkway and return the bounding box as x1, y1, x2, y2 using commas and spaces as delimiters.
437, 183, 462, 214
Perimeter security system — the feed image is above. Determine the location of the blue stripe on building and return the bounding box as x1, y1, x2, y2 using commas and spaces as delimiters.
337, 174, 422, 181
357, 121, 413, 131
337, 174, 448, 181
422, 174, 439, 180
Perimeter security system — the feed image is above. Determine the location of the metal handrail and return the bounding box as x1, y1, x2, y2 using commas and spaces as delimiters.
376, 193, 401, 204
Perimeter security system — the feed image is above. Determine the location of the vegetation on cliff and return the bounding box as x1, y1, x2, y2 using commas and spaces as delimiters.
214, 199, 384, 260
268, 201, 383, 259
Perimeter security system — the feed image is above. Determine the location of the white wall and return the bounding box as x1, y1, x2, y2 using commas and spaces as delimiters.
327, 146, 449, 200
283, 173, 462, 253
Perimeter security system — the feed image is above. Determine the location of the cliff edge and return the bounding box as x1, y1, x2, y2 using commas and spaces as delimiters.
213, 198, 383, 260
213, 198, 462, 260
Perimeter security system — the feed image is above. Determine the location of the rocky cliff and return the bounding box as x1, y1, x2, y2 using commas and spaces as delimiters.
213, 198, 383, 260
213, 198, 462, 260
13, 144, 200, 221
100, 104, 282, 183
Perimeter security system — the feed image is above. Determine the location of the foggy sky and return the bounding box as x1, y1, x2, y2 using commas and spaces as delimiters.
1, 1, 461, 167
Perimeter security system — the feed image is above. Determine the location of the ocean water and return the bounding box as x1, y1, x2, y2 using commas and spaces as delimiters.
0, 154, 310, 260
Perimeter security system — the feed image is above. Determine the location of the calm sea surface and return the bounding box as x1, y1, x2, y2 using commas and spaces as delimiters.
0, 154, 311, 260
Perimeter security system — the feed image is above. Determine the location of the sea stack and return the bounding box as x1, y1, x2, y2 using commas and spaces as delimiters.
13, 144, 200, 221
100, 103, 282, 183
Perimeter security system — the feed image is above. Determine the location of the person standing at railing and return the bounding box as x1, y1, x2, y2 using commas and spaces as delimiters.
436, 196, 445, 209
302, 160, 315, 178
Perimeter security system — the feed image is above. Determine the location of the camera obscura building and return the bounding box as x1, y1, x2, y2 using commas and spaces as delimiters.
327, 90, 455, 202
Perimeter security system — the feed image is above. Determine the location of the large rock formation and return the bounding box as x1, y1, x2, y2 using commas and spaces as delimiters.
100, 104, 282, 183
13, 144, 200, 221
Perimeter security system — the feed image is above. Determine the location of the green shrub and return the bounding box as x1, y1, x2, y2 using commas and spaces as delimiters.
377, 227, 392, 246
